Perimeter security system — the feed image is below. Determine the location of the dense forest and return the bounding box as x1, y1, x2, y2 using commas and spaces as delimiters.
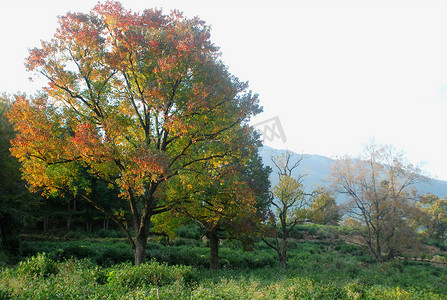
1, 1, 447, 299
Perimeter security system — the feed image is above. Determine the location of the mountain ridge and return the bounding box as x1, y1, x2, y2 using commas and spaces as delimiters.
259, 145, 447, 201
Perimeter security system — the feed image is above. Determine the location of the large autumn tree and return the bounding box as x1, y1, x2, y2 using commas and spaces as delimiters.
9, 1, 260, 264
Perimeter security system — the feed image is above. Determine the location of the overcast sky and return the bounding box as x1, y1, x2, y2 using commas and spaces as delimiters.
1, 0, 447, 180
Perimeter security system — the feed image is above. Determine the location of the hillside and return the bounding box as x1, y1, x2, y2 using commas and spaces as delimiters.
259, 146, 447, 201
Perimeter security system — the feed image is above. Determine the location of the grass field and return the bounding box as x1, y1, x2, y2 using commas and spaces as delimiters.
1, 226, 446, 299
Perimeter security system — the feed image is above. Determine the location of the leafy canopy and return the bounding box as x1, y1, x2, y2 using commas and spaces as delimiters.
10, 1, 260, 203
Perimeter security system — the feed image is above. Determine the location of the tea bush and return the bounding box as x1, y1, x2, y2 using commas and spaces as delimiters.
1, 254, 447, 299
0, 288, 13, 300
107, 260, 197, 288
62, 243, 97, 260
95, 245, 133, 267
3, 227, 447, 298
16, 253, 58, 278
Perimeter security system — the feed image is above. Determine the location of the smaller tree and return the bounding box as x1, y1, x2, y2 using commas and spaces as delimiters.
309, 186, 341, 225
418, 194, 447, 242
262, 151, 309, 269
155, 134, 271, 270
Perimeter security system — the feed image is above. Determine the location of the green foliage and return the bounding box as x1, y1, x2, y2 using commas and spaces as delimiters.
12, 1, 263, 265
309, 186, 341, 225
20, 240, 134, 267
62, 244, 97, 259
334, 242, 367, 256
1, 239, 447, 299
0, 289, 13, 300
176, 224, 204, 240
107, 260, 197, 288
96, 229, 126, 239
95, 245, 134, 267
0, 252, 9, 268
0, 95, 38, 256
16, 253, 58, 278
419, 194, 447, 242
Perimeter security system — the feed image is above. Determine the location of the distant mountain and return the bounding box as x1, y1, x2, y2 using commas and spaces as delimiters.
259, 146, 447, 202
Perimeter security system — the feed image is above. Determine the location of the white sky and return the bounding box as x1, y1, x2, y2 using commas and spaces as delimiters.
1, 0, 447, 180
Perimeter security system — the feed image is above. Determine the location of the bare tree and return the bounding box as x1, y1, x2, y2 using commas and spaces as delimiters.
331, 141, 425, 263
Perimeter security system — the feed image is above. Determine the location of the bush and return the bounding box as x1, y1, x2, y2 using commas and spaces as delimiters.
344, 280, 366, 299
0, 252, 9, 267
62, 244, 97, 260
0, 288, 13, 300
96, 229, 126, 238
67, 231, 86, 240
219, 248, 276, 269
164, 246, 209, 268
95, 246, 133, 267
16, 253, 58, 278
334, 242, 366, 256
107, 260, 197, 288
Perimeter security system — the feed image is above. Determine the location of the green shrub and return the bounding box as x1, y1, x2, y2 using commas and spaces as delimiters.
0, 288, 13, 300
67, 231, 86, 240
344, 280, 366, 299
288, 229, 304, 239
96, 229, 126, 238
20, 241, 43, 258
172, 238, 202, 247
95, 246, 133, 267
0, 252, 9, 267
62, 244, 97, 260
165, 246, 209, 268
334, 243, 365, 256
219, 248, 276, 269
107, 260, 197, 288
359, 254, 376, 264
16, 253, 58, 278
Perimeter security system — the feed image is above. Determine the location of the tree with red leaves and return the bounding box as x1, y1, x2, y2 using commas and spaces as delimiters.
9, 1, 260, 264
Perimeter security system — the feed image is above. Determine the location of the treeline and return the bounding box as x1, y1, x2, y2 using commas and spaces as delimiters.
0, 96, 121, 240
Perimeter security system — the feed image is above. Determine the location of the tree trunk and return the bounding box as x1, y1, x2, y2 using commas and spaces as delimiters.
280, 233, 287, 269
104, 218, 109, 230
207, 229, 219, 270
134, 231, 148, 265
67, 199, 71, 232
387, 248, 395, 261
43, 215, 48, 233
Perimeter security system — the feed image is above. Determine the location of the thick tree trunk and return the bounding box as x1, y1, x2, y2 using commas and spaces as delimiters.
207, 229, 219, 270
279, 253, 287, 269
134, 231, 148, 265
